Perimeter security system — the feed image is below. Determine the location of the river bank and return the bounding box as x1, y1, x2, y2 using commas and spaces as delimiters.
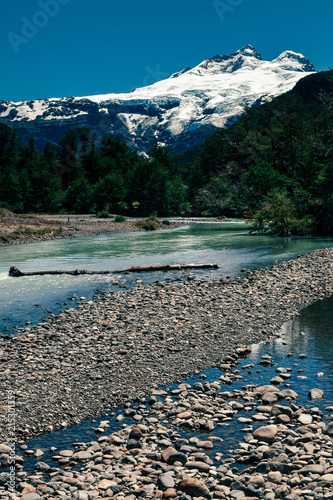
0, 248, 332, 440
0, 210, 187, 246
0, 249, 333, 498
1, 301, 333, 499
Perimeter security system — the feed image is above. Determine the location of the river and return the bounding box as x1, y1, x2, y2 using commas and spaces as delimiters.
1, 222, 333, 334
0, 223, 333, 476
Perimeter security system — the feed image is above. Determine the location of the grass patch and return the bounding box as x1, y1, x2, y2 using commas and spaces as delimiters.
10, 227, 63, 238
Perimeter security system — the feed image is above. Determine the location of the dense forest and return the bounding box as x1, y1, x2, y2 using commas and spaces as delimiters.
0, 70, 332, 235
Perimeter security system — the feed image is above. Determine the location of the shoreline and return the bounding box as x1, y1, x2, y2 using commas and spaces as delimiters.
0, 249, 332, 498
0, 210, 191, 247
0, 248, 332, 444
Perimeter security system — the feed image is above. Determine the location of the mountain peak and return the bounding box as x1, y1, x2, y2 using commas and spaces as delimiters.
198, 45, 263, 74
211, 45, 262, 63
236, 44, 263, 59
273, 50, 316, 72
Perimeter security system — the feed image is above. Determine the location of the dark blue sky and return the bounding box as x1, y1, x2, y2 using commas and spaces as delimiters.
1, 0, 332, 102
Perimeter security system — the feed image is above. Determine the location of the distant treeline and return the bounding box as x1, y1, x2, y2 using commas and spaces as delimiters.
0, 70, 332, 235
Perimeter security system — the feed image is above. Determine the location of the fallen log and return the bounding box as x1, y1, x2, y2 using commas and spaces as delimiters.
8, 266, 111, 277
113, 264, 219, 273
9, 263, 219, 278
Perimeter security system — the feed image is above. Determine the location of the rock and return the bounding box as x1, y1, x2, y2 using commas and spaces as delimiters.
117, 349, 128, 356
268, 471, 283, 483
76, 493, 89, 500
279, 389, 299, 399
97, 479, 118, 491
192, 402, 207, 412
197, 440, 214, 450
248, 475, 265, 487
34, 462, 50, 471
253, 424, 278, 443
298, 414, 313, 425
163, 488, 177, 498
321, 474, 333, 482
22, 494, 41, 500
308, 388, 324, 400
178, 478, 210, 498
271, 405, 293, 418
0, 444, 11, 453
270, 376, 284, 385
161, 446, 178, 462
127, 438, 142, 450
0, 473, 10, 486
262, 392, 279, 404
21, 485, 36, 495
129, 427, 143, 439
157, 473, 175, 491
58, 449, 74, 457
72, 450, 92, 461
325, 421, 333, 436
186, 460, 211, 473
178, 411, 192, 419
166, 451, 187, 465
275, 413, 291, 424
255, 385, 280, 394
298, 464, 326, 475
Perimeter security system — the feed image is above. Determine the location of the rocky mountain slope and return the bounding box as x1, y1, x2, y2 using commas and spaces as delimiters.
0, 45, 316, 152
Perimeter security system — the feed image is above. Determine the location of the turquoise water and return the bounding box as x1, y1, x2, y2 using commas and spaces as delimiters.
1, 222, 333, 333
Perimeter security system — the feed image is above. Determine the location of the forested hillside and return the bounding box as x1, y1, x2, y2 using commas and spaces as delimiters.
0, 128, 186, 217
0, 71, 332, 235
181, 70, 333, 235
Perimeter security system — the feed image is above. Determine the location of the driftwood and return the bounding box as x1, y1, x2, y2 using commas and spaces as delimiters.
8, 266, 111, 277
9, 263, 219, 278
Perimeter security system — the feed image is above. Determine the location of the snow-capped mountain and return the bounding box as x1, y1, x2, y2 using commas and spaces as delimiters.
0, 45, 316, 152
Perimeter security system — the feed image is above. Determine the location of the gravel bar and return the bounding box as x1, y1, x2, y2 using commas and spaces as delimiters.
0, 248, 332, 446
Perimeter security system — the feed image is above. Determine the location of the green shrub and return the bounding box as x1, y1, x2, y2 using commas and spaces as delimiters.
162, 219, 170, 226
114, 215, 126, 223
95, 210, 110, 219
